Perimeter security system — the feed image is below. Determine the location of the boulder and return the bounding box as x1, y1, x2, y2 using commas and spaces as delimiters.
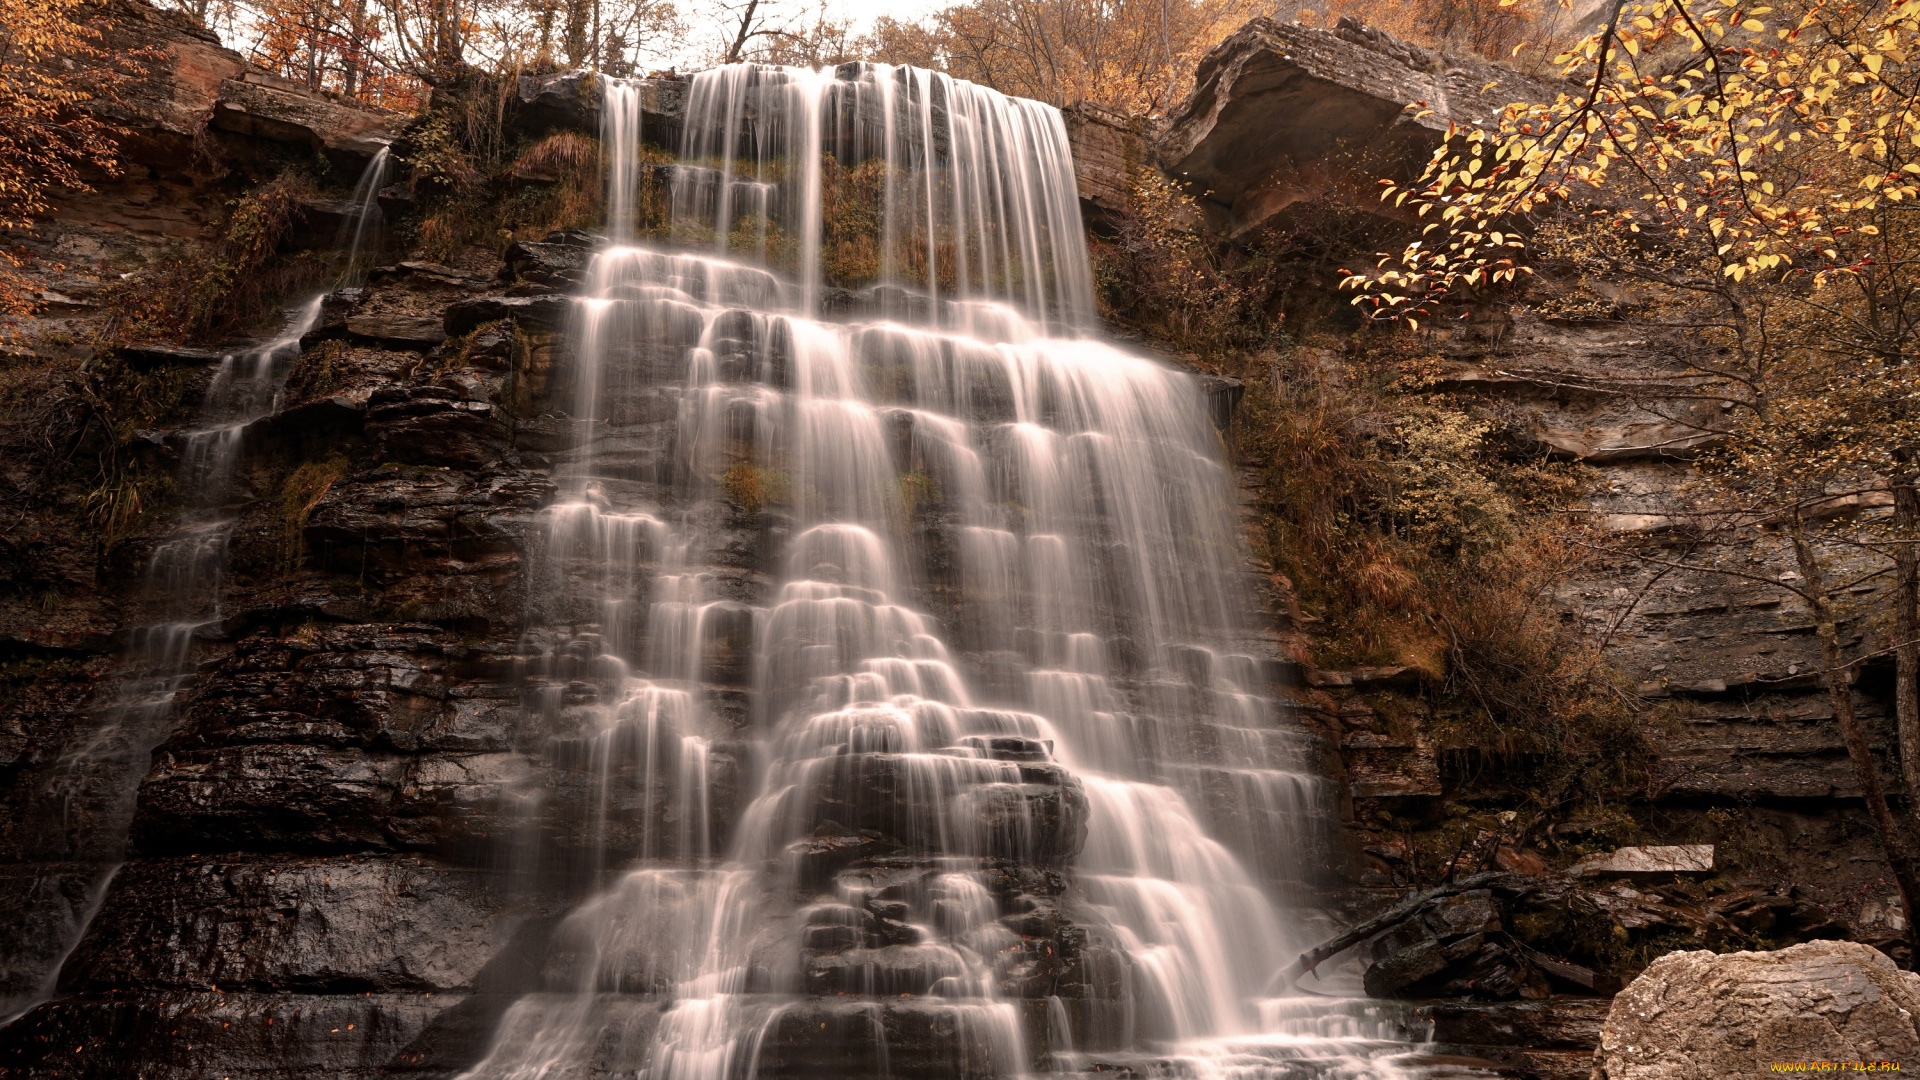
1156, 16, 1566, 234
1591, 941, 1920, 1079
504, 239, 595, 286
1573, 845, 1715, 879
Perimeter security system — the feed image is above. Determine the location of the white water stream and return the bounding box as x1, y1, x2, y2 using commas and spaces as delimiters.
461, 66, 1430, 1079
0, 147, 392, 1027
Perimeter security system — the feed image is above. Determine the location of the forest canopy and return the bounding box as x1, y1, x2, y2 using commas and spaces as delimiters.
59, 0, 1576, 113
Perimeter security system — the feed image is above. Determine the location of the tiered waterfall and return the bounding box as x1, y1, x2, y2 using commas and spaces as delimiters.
463, 65, 1422, 1080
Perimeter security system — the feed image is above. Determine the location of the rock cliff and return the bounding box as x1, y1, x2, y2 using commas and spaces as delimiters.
0, 7, 1912, 1080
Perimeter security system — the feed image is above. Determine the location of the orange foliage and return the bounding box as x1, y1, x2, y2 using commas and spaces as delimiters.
864, 0, 1266, 115
1316, 0, 1543, 60
246, 0, 426, 108
0, 0, 154, 336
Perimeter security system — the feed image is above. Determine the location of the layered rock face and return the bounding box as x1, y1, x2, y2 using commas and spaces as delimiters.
0, 55, 1370, 1080
1066, 17, 1914, 1074
1126, 9, 1910, 944
0, 1, 403, 1044
7, 10, 1914, 1080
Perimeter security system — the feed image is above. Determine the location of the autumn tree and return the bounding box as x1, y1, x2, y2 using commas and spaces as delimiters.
863, 0, 1266, 114
1342, 0, 1920, 949
0, 0, 152, 336
1314, 0, 1590, 64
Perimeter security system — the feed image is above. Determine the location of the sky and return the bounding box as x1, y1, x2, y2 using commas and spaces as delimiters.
829, 0, 943, 34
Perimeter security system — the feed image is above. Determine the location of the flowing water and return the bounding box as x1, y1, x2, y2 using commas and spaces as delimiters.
0, 147, 393, 1027
462, 66, 1431, 1079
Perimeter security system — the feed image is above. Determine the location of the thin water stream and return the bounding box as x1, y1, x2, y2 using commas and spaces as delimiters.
0, 147, 393, 1027
461, 66, 1430, 1079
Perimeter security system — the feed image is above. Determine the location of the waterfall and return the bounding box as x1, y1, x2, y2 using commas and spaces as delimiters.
0, 147, 393, 1028
465, 63, 1426, 1079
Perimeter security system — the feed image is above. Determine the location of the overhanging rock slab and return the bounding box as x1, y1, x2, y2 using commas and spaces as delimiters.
1156, 16, 1567, 235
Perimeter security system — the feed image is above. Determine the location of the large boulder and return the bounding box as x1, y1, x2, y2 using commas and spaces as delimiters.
1155, 16, 1566, 234
1591, 940, 1920, 1079
211, 70, 398, 167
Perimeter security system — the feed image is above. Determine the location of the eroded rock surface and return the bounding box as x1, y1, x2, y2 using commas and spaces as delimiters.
1592, 941, 1920, 1079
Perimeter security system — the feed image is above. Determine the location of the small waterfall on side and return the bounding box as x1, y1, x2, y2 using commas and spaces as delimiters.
461, 65, 1427, 1079
0, 147, 393, 1028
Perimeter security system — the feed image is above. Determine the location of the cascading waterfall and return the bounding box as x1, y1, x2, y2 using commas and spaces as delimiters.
464, 65, 1427, 1079
0, 147, 393, 1027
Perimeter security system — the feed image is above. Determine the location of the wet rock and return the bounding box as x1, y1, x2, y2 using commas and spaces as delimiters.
955, 735, 1053, 762
345, 313, 450, 349
134, 743, 409, 854
504, 240, 593, 287
0, 864, 104, 1014
790, 831, 909, 889
0, 990, 458, 1080
1706, 888, 1851, 944
1421, 997, 1614, 1080
286, 196, 362, 249
1353, 873, 1861, 1006
756, 998, 1019, 1080
62, 855, 510, 992
369, 261, 492, 287
1061, 101, 1157, 215
304, 468, 493, 578
822, 284, 938, 324
1364, 889, 1552, 1000
1199, 374, 1244, 430
445, 294, 575, 337
1423, 995, 1612, 1049
366, 385, 511, 470
509, 70, 687, 141
797, 754, 1088, 865
156, 625, 458, 754
1593, 941, 1920, 1079
804, 944, 970, 995
117, 343, 227, 371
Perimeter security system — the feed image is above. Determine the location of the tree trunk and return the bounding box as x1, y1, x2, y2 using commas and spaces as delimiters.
564, 0, 590, 66
341, 0, 370, 99
726, 0, 761, 63
1894, 455, 1920, 821
1791, 520, 1920, 954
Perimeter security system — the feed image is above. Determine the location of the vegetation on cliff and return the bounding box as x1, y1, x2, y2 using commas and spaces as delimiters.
1089, 163, 1665, 887
1342, 0, 1920, 947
